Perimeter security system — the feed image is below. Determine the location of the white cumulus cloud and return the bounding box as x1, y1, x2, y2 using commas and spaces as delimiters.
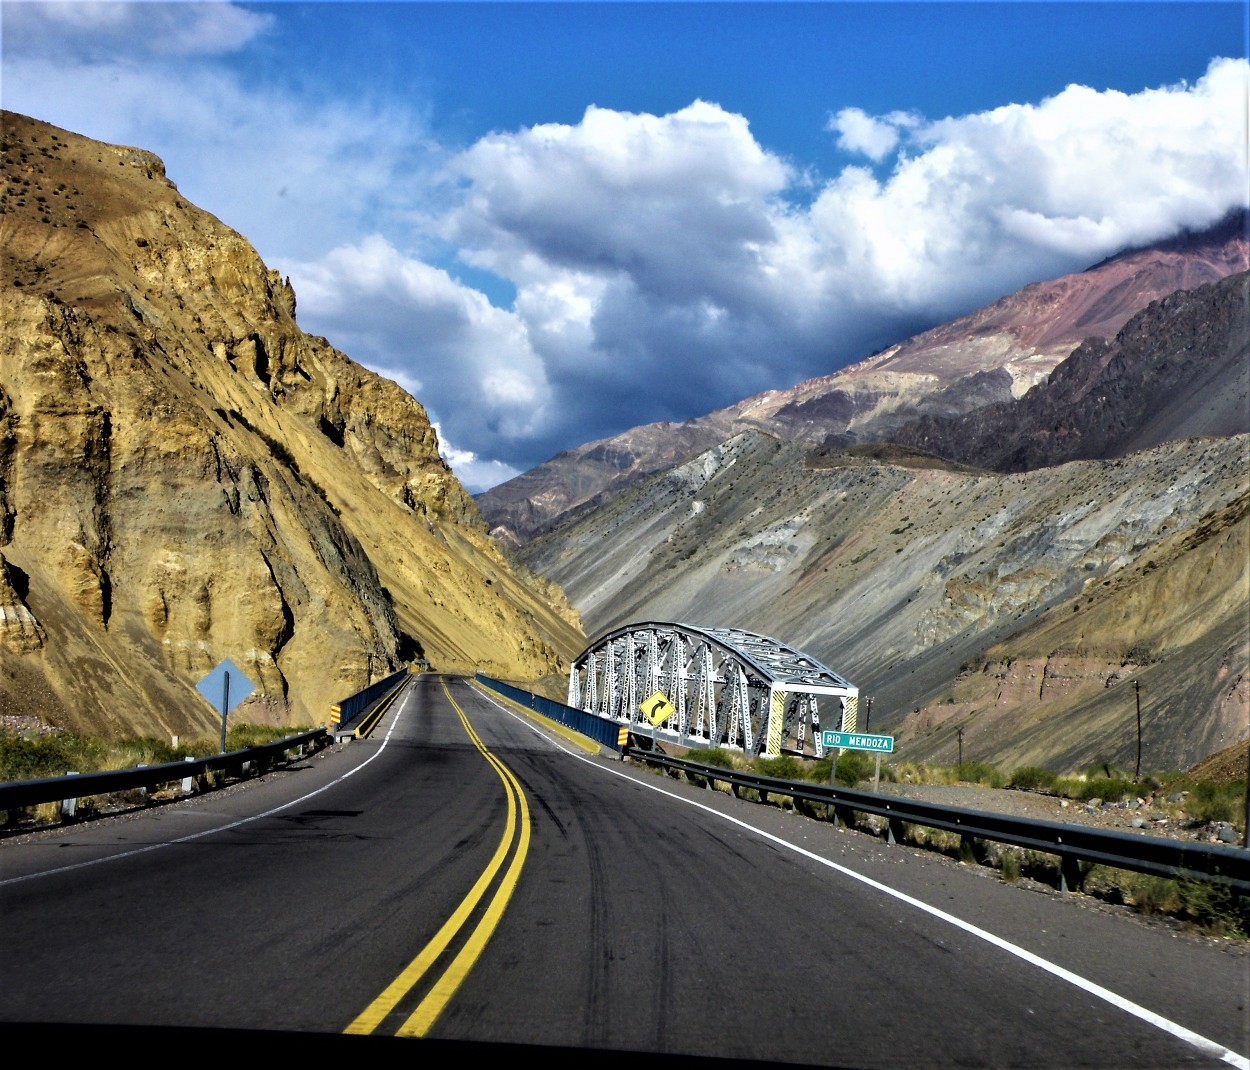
283, 236, 553, 473
829, 107, 917, 161
3, 1, 274, 58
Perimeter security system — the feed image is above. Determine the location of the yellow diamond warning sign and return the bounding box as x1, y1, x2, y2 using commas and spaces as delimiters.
640, 691, 675, 726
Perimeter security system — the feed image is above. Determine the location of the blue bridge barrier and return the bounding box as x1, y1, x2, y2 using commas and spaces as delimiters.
474, 674, 628, 753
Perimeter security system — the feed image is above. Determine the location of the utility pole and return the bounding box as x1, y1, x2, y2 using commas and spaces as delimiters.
1134, 679, 1142, 781
864, 696, 873, 733
957, 727, 964, 771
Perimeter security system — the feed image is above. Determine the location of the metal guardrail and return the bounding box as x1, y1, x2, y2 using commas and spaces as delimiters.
0, 728, 331, 818
626, 749, 1250, 893
472, 677, 1248, 893
331, 668, 411, 739
0, 668, 415, 825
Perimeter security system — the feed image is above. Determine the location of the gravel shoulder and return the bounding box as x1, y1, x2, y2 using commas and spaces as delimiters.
872, 780, 1240, 844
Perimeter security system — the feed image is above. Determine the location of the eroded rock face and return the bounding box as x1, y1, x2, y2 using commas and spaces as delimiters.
0, 111, 585, 740
0, 551, 43, 653
888, 271, 1250, 470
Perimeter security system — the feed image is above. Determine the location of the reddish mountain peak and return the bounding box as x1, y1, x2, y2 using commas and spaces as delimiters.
876, 209, 1249, 372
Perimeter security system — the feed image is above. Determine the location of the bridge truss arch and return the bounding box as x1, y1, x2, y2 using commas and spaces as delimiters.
568, 622, 859, 759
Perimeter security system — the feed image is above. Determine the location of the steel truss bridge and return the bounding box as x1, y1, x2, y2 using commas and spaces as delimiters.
568, 622, 859, 759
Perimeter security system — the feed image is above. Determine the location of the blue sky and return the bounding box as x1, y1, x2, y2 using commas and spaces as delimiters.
3, 2, 1247, 491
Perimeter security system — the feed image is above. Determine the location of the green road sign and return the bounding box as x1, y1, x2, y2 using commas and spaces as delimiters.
821, 730, 894, 753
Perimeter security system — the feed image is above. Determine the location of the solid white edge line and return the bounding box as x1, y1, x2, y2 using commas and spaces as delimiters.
0, 689, 411, 889
470, 683, 1250, 1070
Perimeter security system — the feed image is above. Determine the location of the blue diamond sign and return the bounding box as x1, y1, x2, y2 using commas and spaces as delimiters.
196, 659, 256, 718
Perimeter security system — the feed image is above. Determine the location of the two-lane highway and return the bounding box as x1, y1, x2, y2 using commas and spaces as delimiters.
2, 674, 1246, 1068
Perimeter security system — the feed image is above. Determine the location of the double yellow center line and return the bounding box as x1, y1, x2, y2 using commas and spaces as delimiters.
344, 679, 531, 1038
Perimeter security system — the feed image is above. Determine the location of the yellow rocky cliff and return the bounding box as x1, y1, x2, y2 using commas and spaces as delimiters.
0, 111, 585, 740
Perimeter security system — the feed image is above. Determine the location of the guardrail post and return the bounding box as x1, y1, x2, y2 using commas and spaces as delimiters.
61, 771, 80, 820
960, 833, 980, 865
1059, 853, 1083, 893
136, 763, 149, 802
887, 816, 905, 845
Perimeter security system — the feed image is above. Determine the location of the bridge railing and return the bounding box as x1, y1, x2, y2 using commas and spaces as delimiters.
475, 674, 627, 751
627, 749, 1250, 894
332, 668, 411, 741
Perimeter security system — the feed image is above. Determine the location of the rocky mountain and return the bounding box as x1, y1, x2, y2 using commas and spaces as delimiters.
479, 211, 1248, 546
887, 271, 1249, 470
0, 111, 586, 742
520, 274, 1249, 773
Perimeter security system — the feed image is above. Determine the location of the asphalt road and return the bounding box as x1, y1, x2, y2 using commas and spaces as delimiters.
1, 673, 1246, 1068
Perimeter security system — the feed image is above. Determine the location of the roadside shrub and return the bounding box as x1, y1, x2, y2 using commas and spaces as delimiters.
1077, 761, 1133, 782
1185, 793, 1238, 825
110, 736, 188, 769
0, 725, 315, 785
1130, 876, 1185, 916
890, 760, 924, 782
956, 760, 1005, 788
1070, 776, 1138, 803
180, 738, 222, 759
1009, 765, 1060, 792
913, 764, 960, 786
0, 733, 106, 782
223, 724, 307, 750
756, 754, 804, 781
1181, 781, 1245, 825
686, 747, 735, 770
1178, 880, 1249, 939
834, 751, 875, 786
810, 756, 834, 784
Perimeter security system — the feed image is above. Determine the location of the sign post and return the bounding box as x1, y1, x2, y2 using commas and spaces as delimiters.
821, 730, 895, 793
196, 659, 256, 753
